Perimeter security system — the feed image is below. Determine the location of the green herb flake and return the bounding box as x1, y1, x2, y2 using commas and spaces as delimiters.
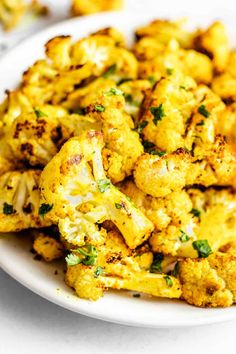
117, 78, 132, 85
94, 266, 103, 278
173, 262, 180, 278
103, 64, 117, 78
179, 85, 186, 90
166, 68, 174, 75
150, 104, 165, 125
95, 104, 105, 112
164, 275, 173, 287
65, 253, 81, 266
97, 179, 111, 193
74, 244, 98, 266
148, 75, 157, 85
38, 203, 53, 217
115, 203, 122, 209
137, 120, 148, 134
105, 87, 123, 96
74, 107, 86, 116
3, 202, 14, 215
197, 120, 205, 126
191, 208, 201, 219
192, 240, 212, 258
150, 253, 164, 273
198, 105, 210, 118
179, 230, 190, 243
34, 109, 48, 118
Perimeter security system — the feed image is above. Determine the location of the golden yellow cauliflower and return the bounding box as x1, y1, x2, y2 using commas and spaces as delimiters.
0, 170, 52, 232
33, 231, 64, 262
40, 131, 154, 249
71, 0, 123, 16
0, 0, 47, 31
179, 253, 236, 307
193, 22, 229, 72
65, 229, 181, 301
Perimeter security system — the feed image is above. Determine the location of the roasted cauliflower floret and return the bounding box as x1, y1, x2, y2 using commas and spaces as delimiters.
193, 22, 229, 72
135, 18, 193, 48
6, 107, 74, 167
65, 229, 181, 301
134, 38, 213, 85
40, 131, 154, 249
140, 72, 197, 152
87, 92, 144, 183
133, 150, 204, 198
71, 0, 123, 16
0, 170, 51, 232
0, 0, 48, 31
188, 188, 236, 252
32, 230, 64, 262
179, 252, 236, 307
118, 79, 151, 120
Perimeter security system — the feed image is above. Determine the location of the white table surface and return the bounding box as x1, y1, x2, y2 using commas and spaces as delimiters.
1, 1, 236, 353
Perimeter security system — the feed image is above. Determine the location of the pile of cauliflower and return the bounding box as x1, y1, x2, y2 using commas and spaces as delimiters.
1, 19, 236, 308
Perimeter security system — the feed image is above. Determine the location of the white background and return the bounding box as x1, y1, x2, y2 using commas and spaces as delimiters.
1, 0, 236, 353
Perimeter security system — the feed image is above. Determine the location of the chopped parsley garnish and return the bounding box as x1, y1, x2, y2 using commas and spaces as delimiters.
179, 230, 190, 243
97, 179, 111, 193
142, 140, 166, 156
94, 104, 105, 112
198, 104, 210, 118
105, 87, 123, 96
166, 68, 174, 75
150, 253, 164, 273
117, 78, 132, 85
179, 85, 186, 90
137, 120, 148, 134
115, 203, 122, 209
197, 120, 205, 126
94, 266, 103, 278
34, 109, 48, 118
74, 107, 86, 116
148, 75, 157, 85
192, 240, 212, 258
103, 64, 117, 78
3, 202, 14, 215
124, 93, 139, 107
173, 262, 180, 277
191, 208, 201, 219
38, 203, 53, 217
66, 245, 98, 266
150, 104, 165, 125
164, 275, 173, 287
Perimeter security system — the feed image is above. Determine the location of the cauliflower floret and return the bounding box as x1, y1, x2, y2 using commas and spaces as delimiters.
0, 0, 48, 31
65, 229, 181, 301
120, 180, 193, 230
6, 107, 74, 167
133, 150, 203, 198
0, 170, 51, 232
32, 230, 64, 262
193, 21, 229, 72
134, 38, 212, 85
179, 252, 236, 307
140, 72, 197, 152
135, 18, 193, 48
86, 92, 144, 183
188, 188, 236, 252
40, 131, 154, 249
118, 79, 151, 121
71, 0, 123, 16
212, 70, 236, 102
217, 103, 236, 147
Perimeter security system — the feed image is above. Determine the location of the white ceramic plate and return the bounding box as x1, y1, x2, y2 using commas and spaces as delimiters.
1, 11, 236, 328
